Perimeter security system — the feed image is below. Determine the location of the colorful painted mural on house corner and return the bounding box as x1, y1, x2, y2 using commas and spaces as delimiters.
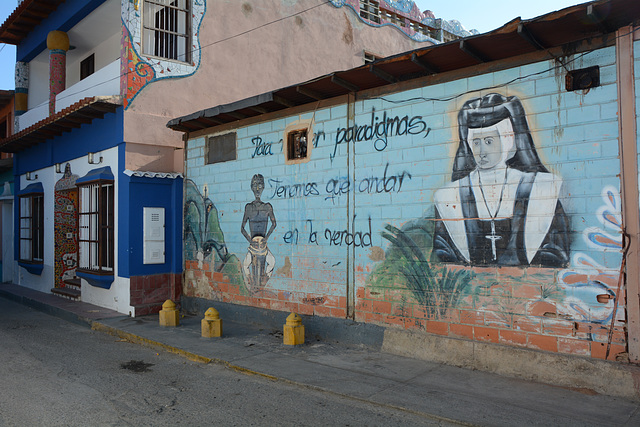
120, 0, 207, 109
54, 164, 79, 289
183, 45, 627, 360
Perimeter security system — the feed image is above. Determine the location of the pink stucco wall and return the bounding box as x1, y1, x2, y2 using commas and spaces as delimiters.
122, 0, 431, 172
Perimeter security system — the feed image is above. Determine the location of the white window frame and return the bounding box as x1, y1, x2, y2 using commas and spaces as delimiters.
142, 0, 192, 63
77, 179, 114, 274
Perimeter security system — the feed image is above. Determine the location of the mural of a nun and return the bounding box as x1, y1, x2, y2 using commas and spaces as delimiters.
433, 93, 570, 267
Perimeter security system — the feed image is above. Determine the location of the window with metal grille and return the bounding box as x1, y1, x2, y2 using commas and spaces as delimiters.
78, 180, 114, 274
19, 192, 44, 264
142, 0, 191, 62
360, 0, 380, 23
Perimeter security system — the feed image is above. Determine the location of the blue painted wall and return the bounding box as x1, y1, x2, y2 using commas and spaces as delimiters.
119, 172, 183, 278
13, 108, 123, 175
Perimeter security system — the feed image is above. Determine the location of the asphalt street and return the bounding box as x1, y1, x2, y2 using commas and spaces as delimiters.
0, 297, 456, 426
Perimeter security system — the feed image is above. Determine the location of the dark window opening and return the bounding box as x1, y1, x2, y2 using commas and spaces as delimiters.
19, 193, 44, 264
80, 54, 95, 80
287, 129, 308, 161
206, 132, 237, 165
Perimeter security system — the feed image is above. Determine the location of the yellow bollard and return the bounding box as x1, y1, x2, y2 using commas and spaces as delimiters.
283, 312, 304, 345
201, 307, 223, 338
159, 299, 180, 327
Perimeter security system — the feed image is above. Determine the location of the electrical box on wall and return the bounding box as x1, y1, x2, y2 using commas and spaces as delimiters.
143, 207, 165, 264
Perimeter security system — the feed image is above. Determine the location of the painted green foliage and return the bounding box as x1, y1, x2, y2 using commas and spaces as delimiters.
369, 209, 474, 319
184, 180, 246, 292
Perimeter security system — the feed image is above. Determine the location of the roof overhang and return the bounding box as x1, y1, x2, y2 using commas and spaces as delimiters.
0, 96, 122, 153
0, 90, 15, 111
0, 0, 65, 45
167, 0, 640, 134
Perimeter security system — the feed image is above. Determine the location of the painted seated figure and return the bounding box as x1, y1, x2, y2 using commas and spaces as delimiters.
433, 93, 570, 267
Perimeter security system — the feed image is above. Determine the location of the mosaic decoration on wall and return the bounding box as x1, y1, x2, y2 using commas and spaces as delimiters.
54, 164, 79, 289
120, 0, 207, 109
329, 0, 475, 42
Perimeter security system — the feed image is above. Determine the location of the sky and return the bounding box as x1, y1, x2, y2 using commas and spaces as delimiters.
414, 0, 586, 33
0, 0, 587, 91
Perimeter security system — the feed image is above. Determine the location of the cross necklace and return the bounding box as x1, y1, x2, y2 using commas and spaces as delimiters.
477, 167, 508, 261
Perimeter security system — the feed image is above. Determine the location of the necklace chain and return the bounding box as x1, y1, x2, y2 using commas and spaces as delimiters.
477, 167, 508, 220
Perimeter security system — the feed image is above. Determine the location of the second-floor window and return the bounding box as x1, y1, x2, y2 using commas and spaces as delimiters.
142, 0, 191, 62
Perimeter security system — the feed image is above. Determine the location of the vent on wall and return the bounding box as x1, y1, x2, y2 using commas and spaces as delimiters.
565, 66, 600, 92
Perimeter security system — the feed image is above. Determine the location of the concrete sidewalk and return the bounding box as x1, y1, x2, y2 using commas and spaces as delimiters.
2, 283, 640, 426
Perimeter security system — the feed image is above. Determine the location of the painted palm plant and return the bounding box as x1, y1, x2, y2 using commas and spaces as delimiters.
377, 220, 473, 319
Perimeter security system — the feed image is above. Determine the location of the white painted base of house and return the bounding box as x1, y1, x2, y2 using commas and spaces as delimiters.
81, 277, 134, 316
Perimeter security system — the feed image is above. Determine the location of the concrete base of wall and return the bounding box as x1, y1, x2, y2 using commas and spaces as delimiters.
384, 329, 640, 401
182, 296, 640, 400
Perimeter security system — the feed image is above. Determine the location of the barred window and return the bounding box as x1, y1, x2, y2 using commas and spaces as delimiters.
19, 191, 44, 264
78, 180, 114, 274
142, 0, 191, 62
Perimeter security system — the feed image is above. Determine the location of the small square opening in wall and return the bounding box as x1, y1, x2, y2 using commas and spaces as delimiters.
287, 129, 308, 160
206, 132, 236, 165
565, 66, 600, 92
284, 119, 313, 164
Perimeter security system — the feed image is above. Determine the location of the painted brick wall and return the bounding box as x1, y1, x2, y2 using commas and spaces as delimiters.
185, 44, 627, 361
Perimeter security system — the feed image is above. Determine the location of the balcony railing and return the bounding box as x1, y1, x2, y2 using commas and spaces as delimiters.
16, 58, 121, 132
56, 58, 121, 112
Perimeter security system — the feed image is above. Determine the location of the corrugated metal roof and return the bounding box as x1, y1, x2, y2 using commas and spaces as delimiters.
167, 0, 640, 133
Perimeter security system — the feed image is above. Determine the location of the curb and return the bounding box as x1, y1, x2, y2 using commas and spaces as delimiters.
90, 320, 472, 426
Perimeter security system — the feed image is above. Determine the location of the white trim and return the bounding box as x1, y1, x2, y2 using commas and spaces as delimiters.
124, 170, 183, 179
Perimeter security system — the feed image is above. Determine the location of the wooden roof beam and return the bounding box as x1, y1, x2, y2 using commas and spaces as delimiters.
369, 65, 398, 84
410, 53, 438, 75
249, 106, 269, 114
226, 112, 247, 120
330, 75, 359, 92
459, 40, 489, 63
296, 86, 325, 101
200, 117, 224, 126
586, 4, 611, 34
517, 24, 546, 50
273, 95, 296, 108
